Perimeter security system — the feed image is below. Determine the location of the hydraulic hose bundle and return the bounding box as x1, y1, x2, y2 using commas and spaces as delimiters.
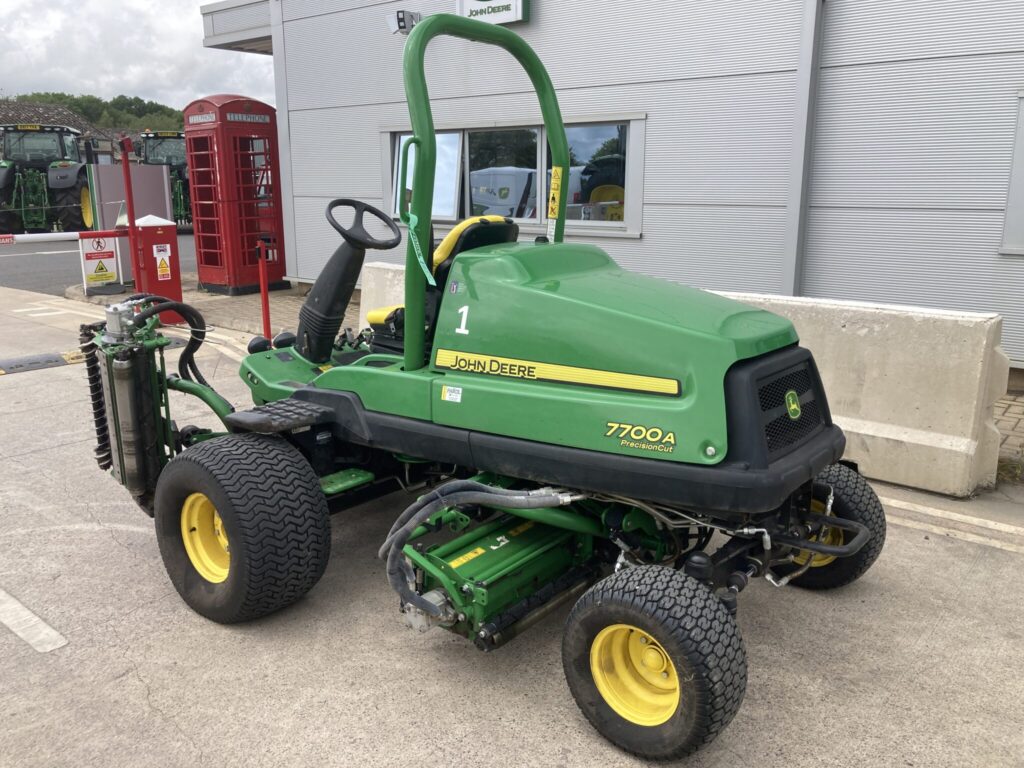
128, 294, 210, 387
378, 480, 581, 617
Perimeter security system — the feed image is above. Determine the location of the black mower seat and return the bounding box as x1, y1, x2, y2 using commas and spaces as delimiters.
366, 216, 518, 343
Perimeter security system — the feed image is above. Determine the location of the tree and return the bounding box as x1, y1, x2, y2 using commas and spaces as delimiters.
13, 92, 183, 132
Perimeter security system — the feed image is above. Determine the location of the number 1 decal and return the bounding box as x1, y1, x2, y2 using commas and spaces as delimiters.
456, 305, 470, 335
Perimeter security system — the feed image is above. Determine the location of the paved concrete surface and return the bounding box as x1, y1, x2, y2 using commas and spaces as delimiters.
1, 285, 1023, 767
0, 234, 197, 296
995, 396, 1024, 461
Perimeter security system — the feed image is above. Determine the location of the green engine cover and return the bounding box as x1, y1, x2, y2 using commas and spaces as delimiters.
239, 240, 798, 467
426, 241, 797, 465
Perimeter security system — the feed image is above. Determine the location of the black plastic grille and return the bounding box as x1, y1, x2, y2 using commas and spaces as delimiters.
757, 365, 824, 456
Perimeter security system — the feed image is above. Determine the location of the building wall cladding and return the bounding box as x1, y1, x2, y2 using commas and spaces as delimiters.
804, 0, 1024, 361
276, 0, 1024, 361
279, 0, 804, 292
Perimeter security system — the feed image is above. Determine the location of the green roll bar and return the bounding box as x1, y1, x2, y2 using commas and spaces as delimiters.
399, 13, 571, 371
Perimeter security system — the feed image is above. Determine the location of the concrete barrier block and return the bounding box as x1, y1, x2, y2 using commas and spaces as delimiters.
720, 293, 1010, 497
358, 262, 406, 331
359, 263, 1010, 496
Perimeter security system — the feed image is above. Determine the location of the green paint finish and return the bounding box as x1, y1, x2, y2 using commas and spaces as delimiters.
401, 14, 570, 371
428, 241, 797, 463
19, 169, 48, 230
319, 467, 375, 495
239, 349, 435, 420
166, 376, 234, 425
237, 349, 320, 404
408, 514, 583, 632
314, 356, 436, 421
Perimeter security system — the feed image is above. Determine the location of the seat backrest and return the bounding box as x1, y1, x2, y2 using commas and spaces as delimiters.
431, 216, 519, 280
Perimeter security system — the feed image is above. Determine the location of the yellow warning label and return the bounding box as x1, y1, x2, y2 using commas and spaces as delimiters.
548, 166, 564, 220
157, 256, 171, 281
448, 547, 486, 570
86, 259, 116, 284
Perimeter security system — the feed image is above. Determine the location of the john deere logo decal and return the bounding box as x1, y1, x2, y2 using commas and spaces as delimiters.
785, 390, 802, 420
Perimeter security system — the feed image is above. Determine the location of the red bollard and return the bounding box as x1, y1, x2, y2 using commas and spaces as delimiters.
258, 239, 272, 339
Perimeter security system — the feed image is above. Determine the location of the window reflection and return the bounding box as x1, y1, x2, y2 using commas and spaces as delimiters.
468, 128, 539, 219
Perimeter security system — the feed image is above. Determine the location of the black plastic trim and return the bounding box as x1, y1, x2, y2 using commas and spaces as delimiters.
291, 387, 845, 518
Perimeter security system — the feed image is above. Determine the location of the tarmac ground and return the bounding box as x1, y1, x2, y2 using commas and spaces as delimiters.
1, 285, 1023, 768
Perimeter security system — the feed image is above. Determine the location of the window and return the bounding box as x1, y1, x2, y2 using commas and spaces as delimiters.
1001, 91, 1024, 256
393, 131, 462, 219
550, 123, 628, 223
387, 116, 644, 234
62, 134, 81, 162
468, 128, 539, 218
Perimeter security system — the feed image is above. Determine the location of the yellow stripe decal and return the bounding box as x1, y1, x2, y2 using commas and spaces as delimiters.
448, 547, 487, 569
435, 349, 680, 396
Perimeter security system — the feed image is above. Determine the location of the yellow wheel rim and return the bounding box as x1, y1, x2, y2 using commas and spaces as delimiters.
590, 624, 680, 726
180, 493, 230, 583
80, 185, 94, 229
794, 499, 844, 568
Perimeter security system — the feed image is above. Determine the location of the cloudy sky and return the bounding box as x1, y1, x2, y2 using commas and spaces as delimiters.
0, 0, 275, 109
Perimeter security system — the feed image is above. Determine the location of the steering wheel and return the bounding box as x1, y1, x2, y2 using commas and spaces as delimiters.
326, 199, 402, 251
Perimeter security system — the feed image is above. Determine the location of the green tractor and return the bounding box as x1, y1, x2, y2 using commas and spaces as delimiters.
80, 15, 885, 759
0, 123, 94, 233
136, 130, 191, 227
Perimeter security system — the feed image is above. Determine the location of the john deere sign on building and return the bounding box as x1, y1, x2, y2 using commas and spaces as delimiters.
456, 0, 529, 25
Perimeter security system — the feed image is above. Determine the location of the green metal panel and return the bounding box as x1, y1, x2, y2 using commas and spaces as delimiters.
400, 13, 571, 372
428, 241, 798, 463
319, 468, 375, 495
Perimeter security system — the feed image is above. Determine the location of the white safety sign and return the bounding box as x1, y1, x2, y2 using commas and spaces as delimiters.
80, 237, 119, 286
153, 243, 172, 281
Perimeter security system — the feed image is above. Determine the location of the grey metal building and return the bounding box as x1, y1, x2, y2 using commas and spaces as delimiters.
201, 0, 1024, 365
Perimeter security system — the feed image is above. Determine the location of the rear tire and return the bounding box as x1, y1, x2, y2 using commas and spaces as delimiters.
783, 463, 886, 590
56, 174, 92, 232
563, 566, 747, 760
154, 433, 331, 623
0, 209, 19, 234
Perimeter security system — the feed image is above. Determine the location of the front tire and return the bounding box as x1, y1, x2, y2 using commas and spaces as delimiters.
784, 463, 886, 590
563, 566, 747, 760
154, 433, 331, 623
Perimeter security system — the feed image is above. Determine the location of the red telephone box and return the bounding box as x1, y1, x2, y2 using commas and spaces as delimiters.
183, 95, 289, 295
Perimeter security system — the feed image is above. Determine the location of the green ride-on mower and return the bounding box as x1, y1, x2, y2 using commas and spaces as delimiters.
80, 15, 885, 759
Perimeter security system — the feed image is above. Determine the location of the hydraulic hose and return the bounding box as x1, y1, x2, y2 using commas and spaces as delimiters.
132, 300, 210, 387
378, 479, 553, 558
383, 486, 576, 617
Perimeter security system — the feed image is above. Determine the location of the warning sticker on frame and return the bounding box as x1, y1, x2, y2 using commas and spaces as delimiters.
548, 166, 564, 220
153, 244, 172, 281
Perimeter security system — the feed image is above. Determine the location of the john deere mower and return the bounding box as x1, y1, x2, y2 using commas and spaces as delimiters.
0, 124, 93, 233
80, 15, 885, 759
